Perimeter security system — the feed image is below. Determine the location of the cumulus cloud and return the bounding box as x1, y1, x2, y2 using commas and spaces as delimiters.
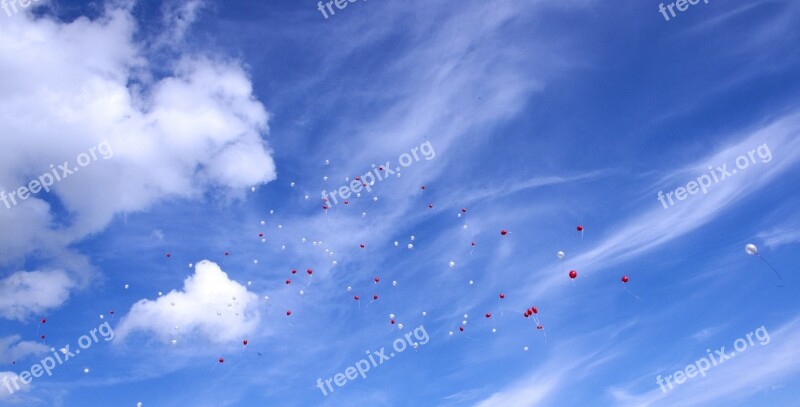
0, 371, 31, 400
0, 270, 75, 321
0, 336, 49, 363
0, 3, 276, 319
115, 261, 260, 344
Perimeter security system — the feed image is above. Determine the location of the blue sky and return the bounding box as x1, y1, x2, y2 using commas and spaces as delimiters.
1, 0, 799, 406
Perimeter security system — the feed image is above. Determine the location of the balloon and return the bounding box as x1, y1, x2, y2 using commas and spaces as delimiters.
392, 280, 397, 287
374, 277, 380, 283
243, 340, 248, 346
286, 279, 291, 285
459, 326, 464, 332
499, 293, 505, 299
576, 225, 584, 232
500, 230, 508, 235
485, 313, 491, 318
286, 310, 292, 316
449, 261, 455, 268
569, 270, 577, 279
373, 295, 378, 300
218, 358, 224, 363
354, 295, 360, 300
621, 276, 629, 283
166, 253, 171, 258
428, 204, 434, 208
745, 244, 758, 256
307, 269, 313, 275
397, 323, 404, 330
557, 251, 565, 259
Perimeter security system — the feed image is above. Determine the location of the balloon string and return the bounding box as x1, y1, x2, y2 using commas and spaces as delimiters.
759, 255, 785, 287
623, 287, 645, 302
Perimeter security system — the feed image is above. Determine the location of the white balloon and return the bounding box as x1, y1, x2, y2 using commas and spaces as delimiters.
448, 331, 454, 336
83, 368, 90, 374
389, 313, 395, 319
347, 286, 352, 292
397, 323, 404, 330
523, 346, 529, 351
421, 311, 427, 317
745, 243, 758, 256
408, 243, 414, 249
394, 241, 399, 247
557, 251, 565, 259
392, 280, 397, 287
449, 261, 455, 268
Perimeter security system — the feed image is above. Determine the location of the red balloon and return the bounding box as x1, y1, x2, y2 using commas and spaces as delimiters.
374, 277, 380, 283
461, 208, 467, 213
500, 230, 508, 235
576, 225, 584, 232
291, 269, 297, 274
224, 251, 229, 256
532, 306, 538, 314
569, 270, 578, 279
421, 185, 426, 190
355, 176, 360, 181
219, 358, 224, 363
360, 243, 365, 248
307, 269, 313, 275
524, 312, 530, 318
428, 204, 434, 208
459, 326, 464, 332
322, 205, 328, 210
471, 242, 476, 246
621, 276, 629, 283
344, 200, 349, 205
499, 293, 505, 299
258, 233, 263, 237
390, 319, 395, 325
537, 325, 543, 330
485, 313, 491, 318
285, 279, 291, 285
243, 340, 248, 346
40, 319, 46, 324
166, 253, 171, 258
40, 335, 45, 339
354, 295, 360, 300
373, 294, 378, 300
286, 310, 292, 316
109, 310, 115, 315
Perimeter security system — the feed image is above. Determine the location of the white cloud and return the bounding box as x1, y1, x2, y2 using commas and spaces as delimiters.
0, 4, 276, 319
115, 261, 260, 344
0, 371, 31, 400
0, 336, 49, 363
0, 270, 75, 321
